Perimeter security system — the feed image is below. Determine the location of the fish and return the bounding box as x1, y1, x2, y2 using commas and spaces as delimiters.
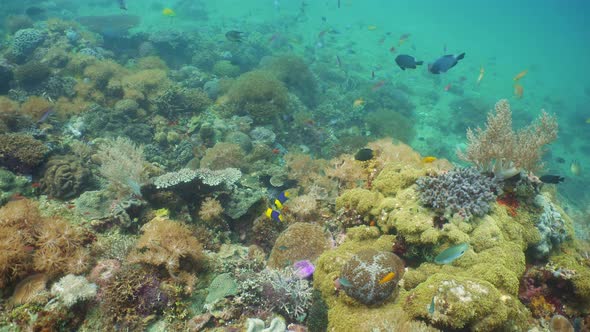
398, 33, 410, 46
274, 191, 290, 210
37, 107, 54, 123
225, 30, 244, 42
422, 156, 437, 163
556, 157, 565, 164
429, 297, 435, 314
355, 148, 374, 161
338, 0, 341, 9
513, 69, 528, 81
539, 175, 565, 184
514, 84, 523, 98
336, 55, 342, 67
434, 243, 469, 264
266, 208, 284, 222
444, 83, 451, 91
371, 80, 386, 91
353, 98, 365, 108
476, 66, 485, 85
117, 0, 127, 10
389, 46, 396, 53
395, 54, 423, 70
586, 118, 590, 124
338, 277, 352, 288
570, 161, 581, 176
162, 8, 176, 17
371, 70, 375, 79
428, 53, 465, 74
367, 25, 378, 31
378, 272, 396, 285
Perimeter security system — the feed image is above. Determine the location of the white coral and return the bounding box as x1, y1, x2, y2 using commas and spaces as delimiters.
50, 274, 97, 307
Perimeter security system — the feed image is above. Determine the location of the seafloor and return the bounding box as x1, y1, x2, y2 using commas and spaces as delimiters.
0, 1, 589, 332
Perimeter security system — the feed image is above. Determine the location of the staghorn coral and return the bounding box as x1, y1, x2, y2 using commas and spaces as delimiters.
0, 133, 48, 173
340, 249, 405, 305
127, 217, 204, 282
40, 155, 91, 199
416, 167, 499, 220
458, 99, 558, 174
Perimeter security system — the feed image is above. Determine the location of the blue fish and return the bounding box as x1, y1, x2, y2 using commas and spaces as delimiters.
429, 296, 435, 314
434, 243, 469, 264
428, 53, 465, 74
117, 0, 127, 10
338, 277, 352, 288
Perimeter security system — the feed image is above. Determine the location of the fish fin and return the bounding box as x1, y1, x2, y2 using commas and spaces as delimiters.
456, 52, 465, 60
416, 61, 424, 65
400, 67, 405, 71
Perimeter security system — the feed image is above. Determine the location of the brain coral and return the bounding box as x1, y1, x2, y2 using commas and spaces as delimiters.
40, 155, 90, 199
11, 28, 46, 58
340, 249, 405, 305
267, 223, 332, 269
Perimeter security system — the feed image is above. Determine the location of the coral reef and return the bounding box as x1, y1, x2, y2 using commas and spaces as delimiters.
40, 155, 91, 199
340, 249, 405, 305
11, 28, 46, 59
267, 223, 332, 269
50, 274, 97, 307
0, 133, 48, 173
416, 167, 499, 220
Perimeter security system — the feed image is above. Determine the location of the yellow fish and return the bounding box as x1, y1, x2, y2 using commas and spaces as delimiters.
162, 8, 176, 17
367, 25, 378, 31
476, 66, 485, 85
571, 161, 581, 176
353, 98, 365, 108
585, 118, 590, 124
513, 69, 528, 81
514, 84, 523, 99
378, 272, 396, 285
422, 156, 437, 163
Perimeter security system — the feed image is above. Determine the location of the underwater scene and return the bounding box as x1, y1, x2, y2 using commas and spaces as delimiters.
1, 0, 590, 331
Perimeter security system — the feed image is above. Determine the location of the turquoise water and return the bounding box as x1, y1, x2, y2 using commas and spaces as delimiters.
1, 0, 590, 331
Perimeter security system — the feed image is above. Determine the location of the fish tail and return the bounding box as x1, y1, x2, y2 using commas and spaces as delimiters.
416, 61, 424, 66
457, 53, 466, 60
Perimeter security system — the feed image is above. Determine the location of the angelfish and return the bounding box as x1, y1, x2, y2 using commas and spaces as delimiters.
117, 0, 127, 10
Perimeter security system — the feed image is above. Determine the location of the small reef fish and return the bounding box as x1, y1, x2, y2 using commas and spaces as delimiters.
428, 53, 465, 74
422, 156, 437, 163
395, 54, 423, 70
225, 30, 244, 42
434, 243, 469, 264
117, 0, 127, 10
444, 83, 451, 91
367, 25, 378, 31
389, 46, 396, 53
353, 98, 365, 108
337, 277, 352, 288
162, 8, 176, 17
570, 161, 582, 176
513, 69, 528, 81
429, 297, 436, 314
371, 80, 386, 91
398, 33, 410, 46
355, 148, 374, 161
514, 84, 524, 98
477, 66, 485, 85
336, 55, 342, 67
378, 272, 396, 285
539, 175, 565, 184
266, 208, 284, 222
274, 191, 290, 210
37, 107, 55, 123
586, 118, 590, 124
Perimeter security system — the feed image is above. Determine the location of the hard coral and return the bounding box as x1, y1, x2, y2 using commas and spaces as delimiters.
11, 28, 46, 59
267, 223, 332, 269
416, 167, 499, 220
40, 155, 90, 199
14, 61, 51, 87
200, 142, 246, 170
340, 249, 405, 305
227, 70, 289, 124
265, 55, 318, 107
0, 133, 48, 173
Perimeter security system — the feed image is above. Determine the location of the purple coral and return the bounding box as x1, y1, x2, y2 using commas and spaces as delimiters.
293, 260, 315, 279
416, 167, 499, 220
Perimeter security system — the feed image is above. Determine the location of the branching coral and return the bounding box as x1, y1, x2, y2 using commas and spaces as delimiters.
458, 99, 558, 174
127, 217, 204, 283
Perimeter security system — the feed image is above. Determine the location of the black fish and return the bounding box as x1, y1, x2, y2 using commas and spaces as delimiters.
117, 0, 127, 10
355, 148, 374, 161
225, 30, 244, 42
395, 54, 423, 70
428, 53, 465, 74
539, 175, 565, 184
25, 6, 46, 17
555, 157, 565, 164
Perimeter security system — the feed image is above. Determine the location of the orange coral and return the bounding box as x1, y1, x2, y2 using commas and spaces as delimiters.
128, 217, 204, 281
